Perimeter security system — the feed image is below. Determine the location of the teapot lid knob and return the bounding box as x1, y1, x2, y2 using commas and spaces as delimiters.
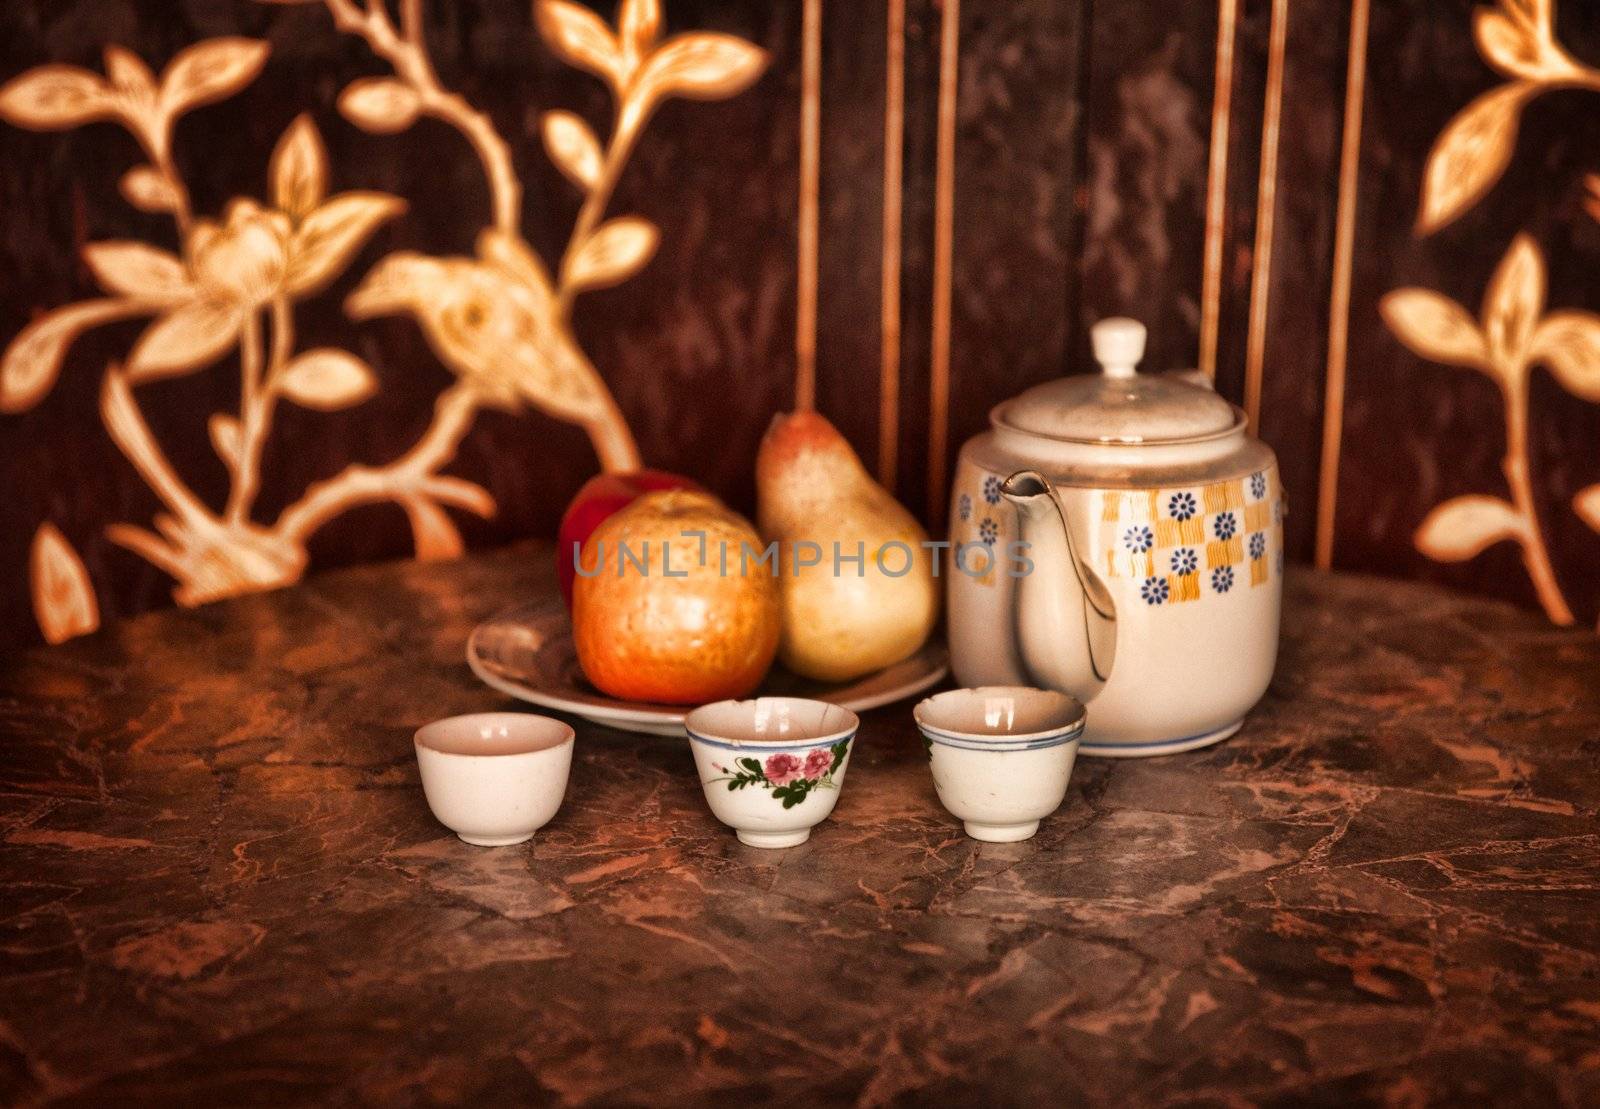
1090, 317, 1146, 379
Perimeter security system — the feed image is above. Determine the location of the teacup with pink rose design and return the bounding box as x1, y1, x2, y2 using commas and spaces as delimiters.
684, 697, 858, 848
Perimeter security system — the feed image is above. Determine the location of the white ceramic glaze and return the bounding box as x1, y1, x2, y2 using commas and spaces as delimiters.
913, 687, 1084, 842
946, 317, 1283, 757
684, 697, 859, 848
414, 712, 574, 847
994, 318, 1241, 445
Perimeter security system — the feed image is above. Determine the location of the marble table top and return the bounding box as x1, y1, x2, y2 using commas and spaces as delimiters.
2, 542, 1598, 1104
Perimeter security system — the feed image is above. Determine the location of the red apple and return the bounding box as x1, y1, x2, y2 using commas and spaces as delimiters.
557, 469, 704, 606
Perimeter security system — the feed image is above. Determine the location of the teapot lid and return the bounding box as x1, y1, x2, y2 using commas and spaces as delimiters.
992, 318, 1243, 444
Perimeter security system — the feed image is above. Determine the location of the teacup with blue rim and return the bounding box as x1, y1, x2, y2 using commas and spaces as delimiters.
684, 697, 859, 849
913, 686, 1085, 842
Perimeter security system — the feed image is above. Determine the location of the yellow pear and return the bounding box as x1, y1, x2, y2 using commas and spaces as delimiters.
757, 411, 939, 682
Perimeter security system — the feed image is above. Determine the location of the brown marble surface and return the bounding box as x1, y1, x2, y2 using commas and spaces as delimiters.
1, 542, 1599, 1104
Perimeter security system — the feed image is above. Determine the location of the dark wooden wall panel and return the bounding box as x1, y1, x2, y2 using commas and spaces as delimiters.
1079, 0, 1214, 378
813, 0, 884, 493
940, 0, 1086, 520
889, 0, 939, 518
5, 0, 1600, 646
1248, 0, 1345, 567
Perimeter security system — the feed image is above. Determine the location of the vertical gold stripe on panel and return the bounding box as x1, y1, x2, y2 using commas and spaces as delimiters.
1316, 0, 1371, 569
1243, 0, 1289, 434
879, 0, 906, 488
796, 0, 823, 411
1199, 0, 1239, 381
928, 0, 960, 517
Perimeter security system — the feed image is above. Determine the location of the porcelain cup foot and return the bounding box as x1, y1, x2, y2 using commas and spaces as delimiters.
963, 819, 1040, 843
457, 832, 535, 847
736, 829, 811, 849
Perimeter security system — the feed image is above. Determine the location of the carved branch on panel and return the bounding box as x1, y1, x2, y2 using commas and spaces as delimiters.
1382, 236, 1600, 624
320, 0, 765, 470
1384, 0, 1600, 625
1415, 0, 1600, 235
0, 0, 766, 641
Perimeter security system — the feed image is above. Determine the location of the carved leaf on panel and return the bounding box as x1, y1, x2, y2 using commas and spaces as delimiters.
1378, 291, 1487, 371
535, 0, 625, 90
1416, 496, 1525, 562
635, 34, 768, 106
103, 47, 159, 121
564, 216, 659, 293
271, 114, 327, 220
283, 192, 408, 296
1, 2, 767, 643
120, 166, 182, 213
1473, 0, 1581, 83
29, 524, 99, 645
209, 413, 243, 471
278, 348, 377, 410
0, 67, 115, 129
1417, 84, 1529, 236
159, 38, 271, 120
542, 111, 603, 189
0, 300, 141, 413
129, 298, 245, 381
1389, 0, 1600, 626
338, 78, 422, 133
82, 242, 193, 304
1575, 486, 1600, 533
620, 0, 663, 69
1482, 233, 1544, 372
1580, 174, 1600, 228
1531, 311, 1600, 400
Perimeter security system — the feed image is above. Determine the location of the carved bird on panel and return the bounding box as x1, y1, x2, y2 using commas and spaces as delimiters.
346, 229, 608, 424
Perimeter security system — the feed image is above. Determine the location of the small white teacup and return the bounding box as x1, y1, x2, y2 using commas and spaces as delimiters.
913, 687, 1085, 842
685, 697, 859, 849
414, 712, 575, 847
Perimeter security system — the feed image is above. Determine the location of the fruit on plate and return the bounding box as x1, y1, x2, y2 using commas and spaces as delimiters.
757, 410, 938, 682
572, 490, 780, 704
557, 469, 703, 607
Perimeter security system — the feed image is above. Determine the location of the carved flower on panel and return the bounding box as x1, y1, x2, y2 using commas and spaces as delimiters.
0, 0, 768, 643
0, 38, 271, 412
190, 201, 292, 306
117, 117, 403, 382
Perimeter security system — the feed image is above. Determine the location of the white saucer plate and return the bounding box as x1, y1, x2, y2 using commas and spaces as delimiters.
467, 599, 950, 736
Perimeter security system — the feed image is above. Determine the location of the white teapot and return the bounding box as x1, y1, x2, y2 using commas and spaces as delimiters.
945, 317, 1282, 757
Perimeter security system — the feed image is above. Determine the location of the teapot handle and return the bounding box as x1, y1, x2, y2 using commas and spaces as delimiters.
1000, 471, 1118, 696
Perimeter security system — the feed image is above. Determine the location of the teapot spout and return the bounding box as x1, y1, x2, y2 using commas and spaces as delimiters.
1000, 470, 1117, 699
